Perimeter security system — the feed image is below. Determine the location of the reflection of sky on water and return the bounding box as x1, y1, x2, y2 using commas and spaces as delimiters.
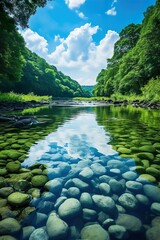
23, 112, 116, 167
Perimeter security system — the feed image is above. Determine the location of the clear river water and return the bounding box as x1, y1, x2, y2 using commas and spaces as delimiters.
0, 104, 160, 240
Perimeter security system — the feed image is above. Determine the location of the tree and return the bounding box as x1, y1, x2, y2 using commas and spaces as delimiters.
0, 0, 50, 28
0, 9, 26, 83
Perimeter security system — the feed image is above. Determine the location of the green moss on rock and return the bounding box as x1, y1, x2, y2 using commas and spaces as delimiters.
31, 175, 48, 187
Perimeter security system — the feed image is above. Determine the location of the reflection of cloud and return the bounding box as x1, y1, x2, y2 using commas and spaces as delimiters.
22, 112, 116, 167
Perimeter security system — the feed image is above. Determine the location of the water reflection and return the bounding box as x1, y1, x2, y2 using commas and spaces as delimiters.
0, 105, 160, 240
23, 112, 116, 167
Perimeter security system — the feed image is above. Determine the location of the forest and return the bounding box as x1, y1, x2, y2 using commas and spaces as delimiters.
94, 0, 160, 101
0, 1, 88, 98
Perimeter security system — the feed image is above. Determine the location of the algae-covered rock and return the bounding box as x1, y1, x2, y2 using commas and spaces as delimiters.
0, 187, 14, 198
139, 145, 156, 153
0, 150, 22, 160
118, 147, 131, 154
0, 235, 17, 240
11, 144, 21, 149
153, 143, 160, 151
31, 169, 43, 175
136, 152, 154, 161
8, 192, 31, 207
146, 167, 160, 178
14, 180, 31, 191
6, 161, 21, 173
7, 172, 32, 184
137, 174, 156, 183
31, 175, 48, 187
0, 168, 8, 176
0, 217, 21, 235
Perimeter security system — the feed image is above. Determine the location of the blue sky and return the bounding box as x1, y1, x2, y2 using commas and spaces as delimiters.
21, 0, 156, 85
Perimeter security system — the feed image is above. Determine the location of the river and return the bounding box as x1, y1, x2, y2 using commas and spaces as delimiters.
0, 105, 160, 240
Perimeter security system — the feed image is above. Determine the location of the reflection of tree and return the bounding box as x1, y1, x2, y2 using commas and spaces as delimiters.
1, 106, 83, 162
95, 105, 160, 183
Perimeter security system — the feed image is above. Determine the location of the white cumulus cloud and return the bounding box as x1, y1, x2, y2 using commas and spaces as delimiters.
21, 24, 119, 85
65, 0, 86, 9
106, 7, 117, 16
20, 28, 48, 58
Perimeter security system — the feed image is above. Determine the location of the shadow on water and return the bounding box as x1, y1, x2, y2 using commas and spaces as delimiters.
0, 105, 160, 240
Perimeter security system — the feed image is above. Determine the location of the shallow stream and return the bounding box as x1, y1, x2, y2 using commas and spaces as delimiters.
0, 105, 160, 240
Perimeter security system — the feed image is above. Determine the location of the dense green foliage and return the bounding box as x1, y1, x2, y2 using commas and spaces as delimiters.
94, 0, 160, 98
0, 0, 49, 28
0, 3, 86, 98
0, 49, 86, 98
0, 10, 26, 83
82, 86, 94, 97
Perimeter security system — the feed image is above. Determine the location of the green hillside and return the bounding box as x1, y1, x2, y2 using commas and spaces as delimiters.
0, 8, 86, 98
94, 0, 160, 100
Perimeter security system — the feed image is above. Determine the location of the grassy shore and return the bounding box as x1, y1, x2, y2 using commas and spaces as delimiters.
74, 93, 160, 103
0, 92, 52, 102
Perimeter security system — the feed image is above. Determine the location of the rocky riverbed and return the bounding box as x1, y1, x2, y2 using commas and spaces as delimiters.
0, 104, 160, 240
0, 151, 160, 240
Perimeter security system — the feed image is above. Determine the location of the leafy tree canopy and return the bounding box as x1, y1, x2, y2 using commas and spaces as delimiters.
94, 0, 160, 97
0, 0, 50, 28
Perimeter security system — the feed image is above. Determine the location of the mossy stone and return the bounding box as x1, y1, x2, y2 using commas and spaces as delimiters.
138, 145, 156, 153
31, 169, 43, 175
6, 172, 32, 184
28, 188, 41, 198
18, 154, 27, 162
118, 147, 131, 154
153, 143, 160, 151
6, 161, 21, 173
0, 218, 21, 235
0, 168, 8, 176
14, 180, 31, 191
138, 174, 156, 183
0, 150, 22, 160
151, 164, 160, 170
17, 139, 27, 144
136, 152, 154, 161
11, 144, 21, 149
31, 175, 48, 187
142, 160, 150, 169
146, 167, 160, 178
8, 192, 31, 207
0, 153, 8, 160
135, 166, 145, 174
0, 143, 10, 149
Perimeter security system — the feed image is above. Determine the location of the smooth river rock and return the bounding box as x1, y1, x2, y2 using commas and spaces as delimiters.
58, 198, 81, 220
118, 193, 138, 210
46, 212, 69, 239
116, 214, 142, 233
0, 217, 21, 235
29, 228, 49, 240
108, 224, 128, 239
143, 184, 160, 202
81, 224, 110, 240
92, 194, 116, 214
